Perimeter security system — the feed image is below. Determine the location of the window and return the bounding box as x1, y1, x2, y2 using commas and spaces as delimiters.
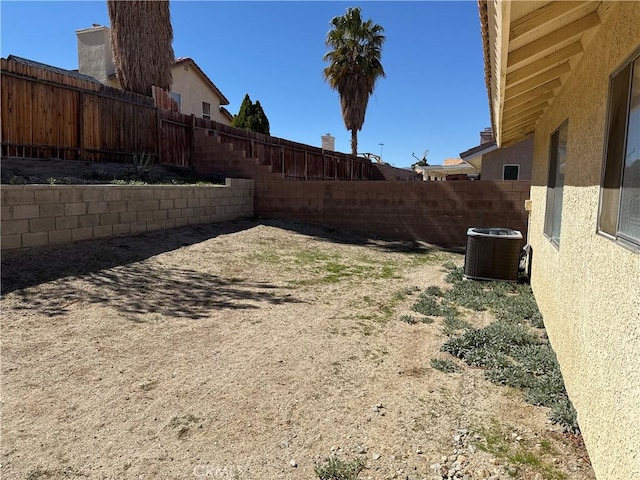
170, 92, 181, 111
503, 164, 520, 180
598, 50, 640, 249
202, 101, 211, 120
544, 122, 568, 247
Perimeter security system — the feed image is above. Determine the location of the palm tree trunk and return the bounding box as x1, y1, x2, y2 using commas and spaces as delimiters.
351, 129, 358, 157
108, 0, 174, 96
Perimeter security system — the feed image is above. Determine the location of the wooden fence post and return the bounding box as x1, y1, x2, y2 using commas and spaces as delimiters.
156, 108, 162, 165
190, 114, 195, 168
281, 146, 285, 177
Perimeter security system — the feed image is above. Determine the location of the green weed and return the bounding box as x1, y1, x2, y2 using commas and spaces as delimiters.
430, 358, 460, 373
315, 457, 365, 480
475, 420, 568, 480
399, 314, 418, 324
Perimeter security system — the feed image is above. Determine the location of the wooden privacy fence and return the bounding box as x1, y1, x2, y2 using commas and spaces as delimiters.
1, 58, 157, 163
1, 58, 378, 181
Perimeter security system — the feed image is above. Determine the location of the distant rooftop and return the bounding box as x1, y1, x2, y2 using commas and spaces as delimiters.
459, 140, 498, 160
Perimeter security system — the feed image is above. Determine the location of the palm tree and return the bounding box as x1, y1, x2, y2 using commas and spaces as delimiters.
323, 7, 386, 157
107, 0, 174, 96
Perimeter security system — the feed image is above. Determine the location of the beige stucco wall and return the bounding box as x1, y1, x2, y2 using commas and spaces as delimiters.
528, 3, 640, 479
482, 135, 533, 181
171, 64, 230, 125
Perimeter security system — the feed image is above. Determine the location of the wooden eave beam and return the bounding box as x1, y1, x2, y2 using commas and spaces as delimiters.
506, 63, 571, 98
504, 79, 562, 109
503, 123, 536, 138
504, 90, 554, 113
503, 102, 549, 122
510, 1, 591, 41
506, 41, 583, 85
502, 111, 543, 131
508, 12, 600, 68
502, 122, 540, 140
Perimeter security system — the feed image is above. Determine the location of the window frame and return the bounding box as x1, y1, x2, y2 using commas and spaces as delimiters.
170, 92, 182, 112
502, 164, 520, 180
202, 101, 211, 120
543, 120, 569, 248
597, 47, 640, 252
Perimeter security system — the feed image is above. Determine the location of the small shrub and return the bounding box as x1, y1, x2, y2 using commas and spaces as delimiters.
445, 266, 464, 283
85, 168, 113, 181
424, 285, 444, 297
441, 261, 457, 271
8, 175, 27, 184
548, 398, 580, 434
430, 358, 459, 373
442, 313, 471, 335
399, 314, 418, 324
315, 457, 365, 480
412, 292, 457, 318
443, 280, 488, 311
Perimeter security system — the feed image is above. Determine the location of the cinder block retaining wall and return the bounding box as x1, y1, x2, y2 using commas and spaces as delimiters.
1, 178, 254, 250
256, 180, 530, 246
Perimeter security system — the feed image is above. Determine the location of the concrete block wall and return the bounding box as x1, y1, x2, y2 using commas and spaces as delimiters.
1, 178, 254, 250
255, 179, 530, 246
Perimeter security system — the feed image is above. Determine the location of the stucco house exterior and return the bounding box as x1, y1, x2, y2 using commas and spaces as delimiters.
76, 25, 232, 124
459, 127, 533, 181
479, 1, 639, 478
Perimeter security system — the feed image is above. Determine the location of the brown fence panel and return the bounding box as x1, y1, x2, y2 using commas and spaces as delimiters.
160, 122, 189, 167
1, 74, 32, 149
82, 93, 101, 161
158, 110, 191, 167
1, 58, 158, 163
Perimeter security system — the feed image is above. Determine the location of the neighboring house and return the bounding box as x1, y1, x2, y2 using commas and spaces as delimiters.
459, 127, 533, 181
414, 158, 478, 181
480, 1, 639, 479
375, 163, 420, 181
76, 25, 232, 124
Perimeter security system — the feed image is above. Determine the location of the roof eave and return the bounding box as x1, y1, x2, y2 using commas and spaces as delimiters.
481, 0, 511, 148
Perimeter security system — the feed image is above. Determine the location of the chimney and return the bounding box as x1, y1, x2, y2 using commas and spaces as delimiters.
321, 133, 335, 152
76, 25, 115, 85
480, 127, 494, 145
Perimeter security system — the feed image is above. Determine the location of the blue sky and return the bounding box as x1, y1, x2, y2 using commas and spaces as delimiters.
0, 1, 490, 167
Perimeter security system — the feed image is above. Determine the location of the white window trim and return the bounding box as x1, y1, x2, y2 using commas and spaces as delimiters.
202, 101, 211, 120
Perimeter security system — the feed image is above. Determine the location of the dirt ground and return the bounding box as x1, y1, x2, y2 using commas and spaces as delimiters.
0, 219, 594, 480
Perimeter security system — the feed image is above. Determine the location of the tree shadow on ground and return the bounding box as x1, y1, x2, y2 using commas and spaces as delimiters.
1, 219, 262, 295
258, 218, 466, 255
1, 217, 463, 318
8, 261, 298, 320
